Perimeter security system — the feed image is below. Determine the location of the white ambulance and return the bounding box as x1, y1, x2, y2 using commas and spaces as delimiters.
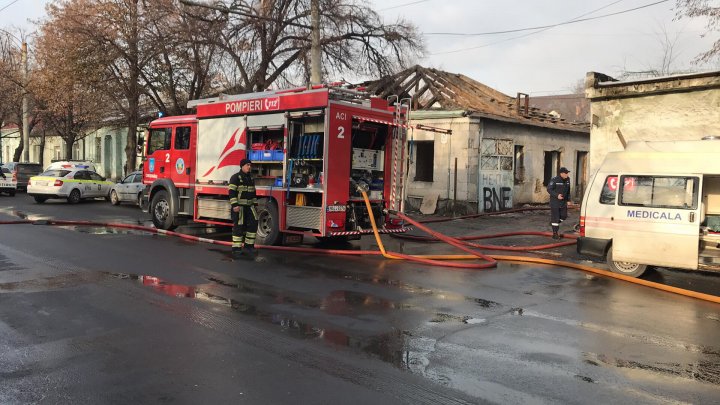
577, 138, 720, 277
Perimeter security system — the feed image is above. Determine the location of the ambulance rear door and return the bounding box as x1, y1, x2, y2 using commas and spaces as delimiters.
613, 173, 702, 269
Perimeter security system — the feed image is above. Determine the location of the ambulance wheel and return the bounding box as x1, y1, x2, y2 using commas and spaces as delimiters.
67, 189, 82, 204
256, 200, 280, 245
151, 189, 176, 230
110, 190, 120, 205
607, 246, 647, 277
34, 196, 47, 203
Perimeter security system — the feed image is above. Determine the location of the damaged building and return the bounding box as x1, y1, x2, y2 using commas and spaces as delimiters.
365, 65, 590, 214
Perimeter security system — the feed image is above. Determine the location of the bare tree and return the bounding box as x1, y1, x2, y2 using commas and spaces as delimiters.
0, 31, 30, 162
32, 17, 106, 160
675, 0, 720, 62
189, 0, 424, 92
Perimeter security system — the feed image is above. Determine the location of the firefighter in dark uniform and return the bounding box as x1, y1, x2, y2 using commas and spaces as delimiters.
547, 167, 571, 240
229, 158, 258, 259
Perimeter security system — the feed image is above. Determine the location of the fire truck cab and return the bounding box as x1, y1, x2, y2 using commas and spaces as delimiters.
141, 86, 413, 245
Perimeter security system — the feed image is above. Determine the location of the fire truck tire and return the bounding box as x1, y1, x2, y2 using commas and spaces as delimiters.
256, 200, 280, 245
151, 190, 176, 230
110, 190, 120, 205
607, 245, 647, 277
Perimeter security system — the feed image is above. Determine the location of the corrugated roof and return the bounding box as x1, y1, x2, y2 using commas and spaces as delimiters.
363, 65, 589, 133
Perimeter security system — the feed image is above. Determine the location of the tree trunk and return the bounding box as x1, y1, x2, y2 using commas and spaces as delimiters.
12, 133, 23, 162
124, 0, 140, 176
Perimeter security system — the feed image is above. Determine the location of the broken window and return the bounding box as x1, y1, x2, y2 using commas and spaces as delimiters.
543, 151, 560, 186
414, 141, 434, 182
514, 145, 525, 184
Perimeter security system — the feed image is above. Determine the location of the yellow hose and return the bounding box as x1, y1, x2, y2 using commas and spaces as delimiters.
361, 191, 720, 304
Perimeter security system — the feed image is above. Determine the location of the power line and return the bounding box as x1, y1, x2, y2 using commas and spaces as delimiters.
426, 0, 668, 36
430, 0, 669, 55
0, 0, 21, 14
379, 0, 432, 12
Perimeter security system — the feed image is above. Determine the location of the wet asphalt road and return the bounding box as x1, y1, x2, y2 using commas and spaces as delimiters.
1, 193, 719, 404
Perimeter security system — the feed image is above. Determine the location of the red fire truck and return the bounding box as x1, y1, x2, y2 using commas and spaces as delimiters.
141, 86, 422, 245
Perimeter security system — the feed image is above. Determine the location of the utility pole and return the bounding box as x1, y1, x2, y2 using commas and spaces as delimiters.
21, 41, 29, 162
310, 0, 321, 85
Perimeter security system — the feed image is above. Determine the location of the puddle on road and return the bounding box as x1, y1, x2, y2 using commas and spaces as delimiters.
57, 225, 151, 236
106, 272, 414, 368
584, 351, 720, 386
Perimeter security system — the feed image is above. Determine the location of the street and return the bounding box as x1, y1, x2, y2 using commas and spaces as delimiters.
1, 193, 720, 404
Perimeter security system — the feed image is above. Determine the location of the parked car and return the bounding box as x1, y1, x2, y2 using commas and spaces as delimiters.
0, 167, 17, 196
110, 171, 144, 206
2, 162, 42, 191
27, 168, 114, 204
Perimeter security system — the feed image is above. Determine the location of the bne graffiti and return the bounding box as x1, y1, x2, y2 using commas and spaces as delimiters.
483, 187, 512, 212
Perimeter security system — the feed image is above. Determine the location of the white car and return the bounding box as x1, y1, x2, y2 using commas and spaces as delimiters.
28, 169, 114, 204
110, 171, 144, 206
0, 167, 17, 196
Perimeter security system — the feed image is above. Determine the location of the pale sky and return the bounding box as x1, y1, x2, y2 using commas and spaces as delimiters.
2, 0, 718, 96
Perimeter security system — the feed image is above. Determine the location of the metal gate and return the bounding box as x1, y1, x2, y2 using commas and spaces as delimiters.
479, 138, 514, 212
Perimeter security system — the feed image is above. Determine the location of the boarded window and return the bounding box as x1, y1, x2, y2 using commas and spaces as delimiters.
414, 141, 434, 182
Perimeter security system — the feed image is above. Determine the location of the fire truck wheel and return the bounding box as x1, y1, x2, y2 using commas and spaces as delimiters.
256, 200, 280, 245
151, 190, 176, 230
607, 246, 647, 277
110, 190, 120, 205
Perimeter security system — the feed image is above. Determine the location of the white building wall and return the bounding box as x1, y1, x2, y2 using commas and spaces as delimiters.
586, 71, 720, 175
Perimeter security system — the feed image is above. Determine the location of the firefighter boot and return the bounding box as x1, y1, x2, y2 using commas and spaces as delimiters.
231, 248, 244, 259
243, 245, 257, 259
552, 231, 561, 240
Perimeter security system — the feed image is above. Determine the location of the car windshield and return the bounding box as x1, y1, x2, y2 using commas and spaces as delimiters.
41, 170, 71, 177
18, 165, 42, 174
1, 168, 9, 174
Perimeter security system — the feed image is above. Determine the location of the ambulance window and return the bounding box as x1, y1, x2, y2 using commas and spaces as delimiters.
620, 176, 699, 209
600, 176, 618, 205
148, 128, 172, 155
174, 127, 191, 150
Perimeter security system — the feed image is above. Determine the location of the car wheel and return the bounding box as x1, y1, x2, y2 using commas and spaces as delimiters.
151, 189, 176, 230
256, 200, 280, 245
34, 196, 47, 204
137, 192, 143, 207
9, 190, 15, 197
607, 246, 647, 277
110, 190, 120, 205
67, 189, 82, 204
105, 191, 111, 202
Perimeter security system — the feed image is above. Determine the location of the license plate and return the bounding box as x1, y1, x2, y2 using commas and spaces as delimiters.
326, 205, 346, 212
36, 181, 48, 186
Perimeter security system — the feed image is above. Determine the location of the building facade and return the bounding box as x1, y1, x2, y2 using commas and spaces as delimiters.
585, 70, 720, 174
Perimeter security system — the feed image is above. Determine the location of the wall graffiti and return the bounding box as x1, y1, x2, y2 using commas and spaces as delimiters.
480, 171, 513, 212
483, 187, 512, 212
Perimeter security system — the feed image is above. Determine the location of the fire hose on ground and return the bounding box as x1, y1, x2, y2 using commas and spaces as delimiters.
1, 193, 719, 304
